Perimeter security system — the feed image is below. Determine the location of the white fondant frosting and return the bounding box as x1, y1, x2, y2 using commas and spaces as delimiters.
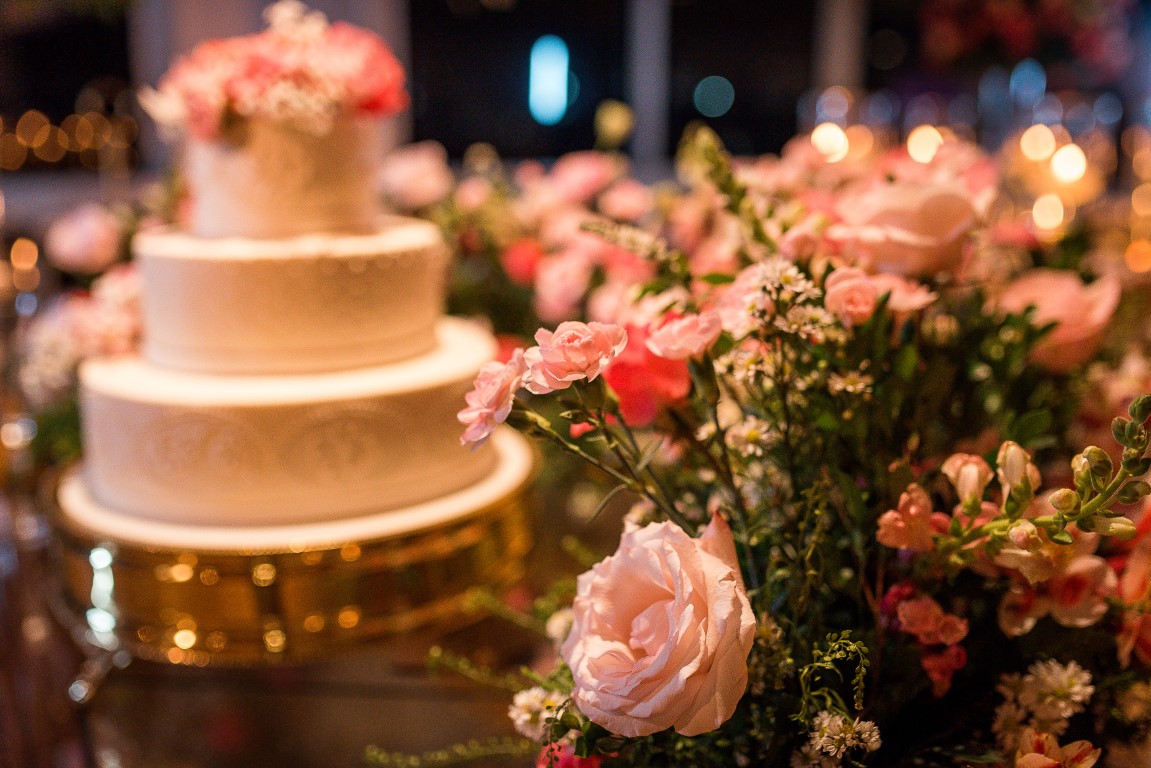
135, 218, 448, 374
184, 116, 383, 239
58, 428, 532, 551
79, 319, 499, 527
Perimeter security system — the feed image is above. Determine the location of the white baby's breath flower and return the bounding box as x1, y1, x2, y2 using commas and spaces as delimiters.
545, 609, 574, 645
827, 370, 873, 397
790, 742, 840, 768
992, 700, 1027, 752
507, 686, 565, 741
1019, 659, 1094, 723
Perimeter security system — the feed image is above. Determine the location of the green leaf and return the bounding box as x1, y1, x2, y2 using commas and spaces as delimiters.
1008, 409, 1054, 447
1050, 529, 1075, 545
697, 272, 736, 285
1118, 480, 1151, 506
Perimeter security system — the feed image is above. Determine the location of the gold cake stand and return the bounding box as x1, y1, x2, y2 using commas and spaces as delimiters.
48, 436, 535, 674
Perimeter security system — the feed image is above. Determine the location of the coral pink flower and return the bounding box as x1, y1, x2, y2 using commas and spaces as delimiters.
714, 262, 777, 339
645, 312, 722, 361
562, 515, 756, 737
1117, 538, 1151, 667
533, 250, 595, 323
536, 744, 605, 768
941, 453, 994, 504
44, 203, 123, 274
523, 321, 627, 395
920, 644, 968, 697
549, 151, 623, 204
896, 596, 969, 646
1013, 728, 1100, 768
458, 349, 526, 448
876, 484, 950, 552
501, 238, 546, 286
824, 267, 879, 327
603, 325, 691, 426
996, 270, 1121, 373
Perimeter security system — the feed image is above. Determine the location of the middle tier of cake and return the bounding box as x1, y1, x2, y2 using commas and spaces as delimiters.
79, 318, 496, 527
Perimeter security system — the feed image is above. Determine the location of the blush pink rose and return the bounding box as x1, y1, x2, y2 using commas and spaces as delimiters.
645, 312, 722, 360
876, 484, 950, 552
996, 270, 1121, 373
457, 349, 526, 448
550, 151, 623, 204
523, 321, 628, 395
869, 273, 937, 314
561, 515, 756, 737
598, 179, 654, 222
831, 182, 978, 277
378, 141, 454, 210
824, 267, 879, 327
44, 203, 123, 274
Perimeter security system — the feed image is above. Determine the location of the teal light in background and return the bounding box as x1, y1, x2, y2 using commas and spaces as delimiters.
530, 35, 569, 125
693, 75, 735, 118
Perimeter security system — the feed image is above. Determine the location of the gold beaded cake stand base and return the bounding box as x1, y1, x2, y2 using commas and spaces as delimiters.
50, 429, 534, 669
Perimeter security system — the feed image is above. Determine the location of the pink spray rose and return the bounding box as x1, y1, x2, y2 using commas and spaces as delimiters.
644, 312, 722, 361
868, 273, 937, 314
457, 349, 526, 448
523, 321, 628, 395
44, 203, 123, 274
995, 270, 1121, 373
561, 515, 757, 737
378, 141, 454, 211
876, 484, 950, 552
823, 267, 879, 327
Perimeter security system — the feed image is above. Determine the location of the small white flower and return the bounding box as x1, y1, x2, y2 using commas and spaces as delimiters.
726, 416, 776, 457
507, 686, 565, 741
545, 609, 574, 645
790, 742, 840, 768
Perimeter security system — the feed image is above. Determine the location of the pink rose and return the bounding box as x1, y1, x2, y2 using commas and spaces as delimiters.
876, 484, 950, 552
523, 321, 628, 395
378, 141, 454, 211
645, 312, 722, 360
996, 270, 1121, 373
604, 324, 690, 426
869, 273, 937, 314
549, 151, 623, 204
830, 182, 978, 277
457, 349, 526, 448
533, 250, 595, 323
824, 267, 879, 327
561, 515, 756, 737
44, 203, 123, 274
598, 179, 654, 222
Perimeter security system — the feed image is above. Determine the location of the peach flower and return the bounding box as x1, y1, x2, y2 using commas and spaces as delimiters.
869, 273, 937, 314
458, 349, 526, 448
876, 484, 950, 552
831, 182, 978, 277
998, 553, 1117, 637
598, 179, 654, 222
561, 515, 756, 737
941, 453, 994, 504
523, 321, 627, 395
824, 267, 879, 327
44, 203, 123, 274
995, 270, 1121, 373
378, 141, 454, 210
645, 312, 722, 361
1117, 538, 1151, 667
1013, 728, 1100, 768
896, 596, 969, 646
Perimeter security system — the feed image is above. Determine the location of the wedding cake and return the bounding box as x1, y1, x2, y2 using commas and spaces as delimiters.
53, 2, 532, 663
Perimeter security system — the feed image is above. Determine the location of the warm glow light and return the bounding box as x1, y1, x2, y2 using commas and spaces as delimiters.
13, 269, 40, 293
811, 122, 849, 163
1050, 144, 1087, 184
1019, 124, 1056, 161
10, 238, 37, 270
845, 124, 874, 159
0, 134, 27, 171
1032, 193, 1065, 229
1133, 184, 1151, 217
906, 125, 943, 163
1126, 239, 1151, 273
15, 110, 48, 147
173, 629, 197, 649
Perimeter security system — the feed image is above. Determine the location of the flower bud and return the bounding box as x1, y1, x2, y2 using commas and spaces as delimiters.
997, 441, 1039, 495
1084, 446, 1113, 478
1093, 516, 1138, 541
1048, 488, 1079, 514
941, 453, 993, 505
1006, 519, 1042, 551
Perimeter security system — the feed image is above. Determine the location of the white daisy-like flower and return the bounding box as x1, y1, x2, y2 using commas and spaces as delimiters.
507, 686, 565, 741
726, 416, 776, 457
789, 742, 840, 768
1019, 659, 1094, 722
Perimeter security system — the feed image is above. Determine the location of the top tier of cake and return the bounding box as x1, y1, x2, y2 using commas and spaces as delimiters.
143, 0, 407, 239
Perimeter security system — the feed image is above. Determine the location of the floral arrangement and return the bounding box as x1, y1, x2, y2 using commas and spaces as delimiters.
368, 126, 1151, 768
139, 0, 407, 139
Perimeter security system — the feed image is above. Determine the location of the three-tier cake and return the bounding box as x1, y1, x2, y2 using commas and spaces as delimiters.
53, 2, 533, 664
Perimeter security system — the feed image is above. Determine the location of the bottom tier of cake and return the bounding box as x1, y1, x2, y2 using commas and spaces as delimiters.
51, 428, 534, 666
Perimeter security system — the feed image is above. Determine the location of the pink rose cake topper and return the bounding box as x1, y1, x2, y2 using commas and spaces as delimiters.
140, 0, 408, 140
